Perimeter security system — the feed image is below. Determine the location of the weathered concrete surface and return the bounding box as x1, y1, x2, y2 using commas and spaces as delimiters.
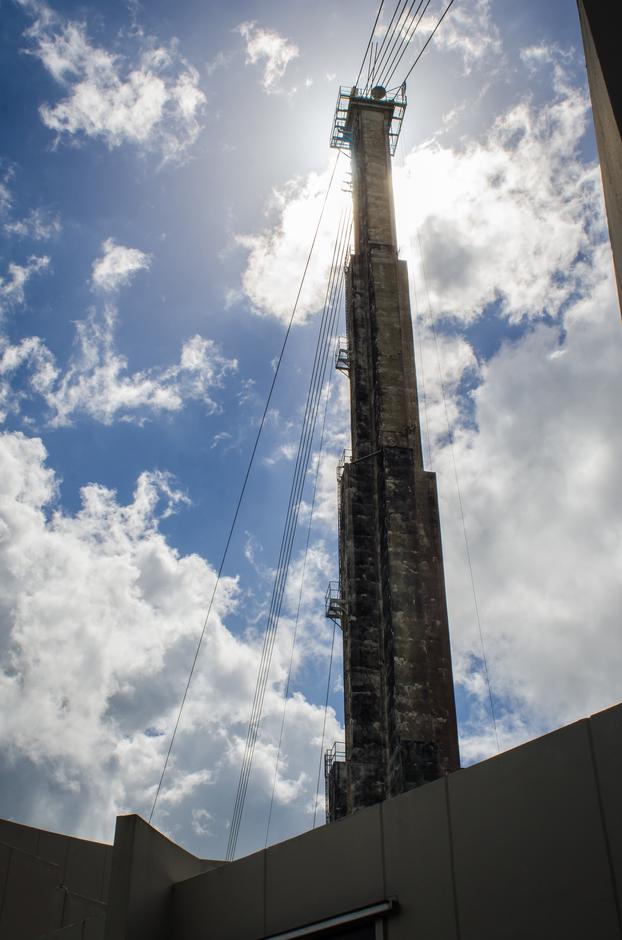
333, 93, 459, 818
578, 0, 622, 317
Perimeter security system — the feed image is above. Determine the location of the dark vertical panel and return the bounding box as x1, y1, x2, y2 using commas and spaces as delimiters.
449, 720, 620, 940
382, 781, 457, 940
265, 805, 383, 937
0, 820, 38, 856
173, 851, 263, 940
0, 849, 63, 939
588, 704, 622, 932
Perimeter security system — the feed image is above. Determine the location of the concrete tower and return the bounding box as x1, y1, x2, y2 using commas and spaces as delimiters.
326, 86, 460, 820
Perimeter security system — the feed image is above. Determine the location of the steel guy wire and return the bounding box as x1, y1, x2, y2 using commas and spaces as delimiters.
369, 0, 412, 87
147, 153, 341, 827
400, 0, 457, 85
227, 224, 350, 859
355, 0, 385, 89
264, 305, 341, 850
226, 212, 352, 860
226, 224, 347, 858
228, 216, 350, 855
228, 216, 351, 849
381, 0, 430, 88
367, 0, 405, 88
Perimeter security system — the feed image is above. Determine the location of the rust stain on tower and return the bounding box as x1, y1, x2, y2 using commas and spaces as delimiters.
326, 85, 460, 820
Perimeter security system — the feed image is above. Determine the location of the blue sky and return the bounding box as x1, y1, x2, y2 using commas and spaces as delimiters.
1, 0, 621, 860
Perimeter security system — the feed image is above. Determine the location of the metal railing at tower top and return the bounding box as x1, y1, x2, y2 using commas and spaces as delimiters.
329, 84, 407, 155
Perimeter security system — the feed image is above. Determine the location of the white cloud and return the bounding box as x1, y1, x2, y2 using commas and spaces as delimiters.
409, 327, 479, 453
39, 305, 237, 426
205, 50, 230, 77
0, 171, 61, 241
0, 336, 56, 422
418, 0, 502, 75
18, 0, 205, 163
438, 244, 622, 759
236, 22, 299, 93
393, 77, 597, 323
0, 430, 234, 834
159, 769, 214, 807
0, 238, 236, 426
5, 208, 61, 241
0, 430, 343, 847
367, 0, 500, 85
297, 379, 350, 532
0, 178, 12, 217
263, 441, 297, 466
520, 43, 575, 75
91, 238, 151, 292
239, 62, 595, 331
191, 807, 213, 836
237, 162, 349, 324
0, 255, 50, 312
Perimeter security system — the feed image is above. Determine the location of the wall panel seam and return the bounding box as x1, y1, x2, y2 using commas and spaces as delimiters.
587, 719, 622, 938
445, 777, 461, 940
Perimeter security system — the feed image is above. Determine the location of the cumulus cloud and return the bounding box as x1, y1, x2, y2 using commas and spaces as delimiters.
236, 21, 299, 93
237, 163, 349, 324
17, 0, 205, 163
0, 431, 342, 849
394, 81, 597, 323
91, 238, 151, 292
438, 245, 622, 760
239, 70, 596, 331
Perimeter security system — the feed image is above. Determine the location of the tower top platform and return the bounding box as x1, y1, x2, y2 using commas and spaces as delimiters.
329, 84, 407, 155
